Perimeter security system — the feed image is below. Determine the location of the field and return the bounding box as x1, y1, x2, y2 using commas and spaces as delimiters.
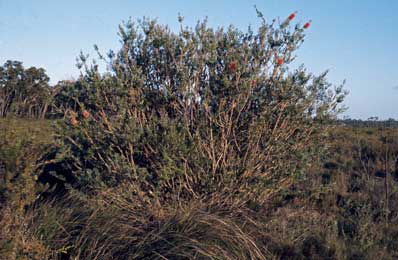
1, 117, 398, 259
1, 14, 398, 259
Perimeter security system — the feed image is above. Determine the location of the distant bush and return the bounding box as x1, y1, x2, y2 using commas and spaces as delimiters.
0, 61, 56, 119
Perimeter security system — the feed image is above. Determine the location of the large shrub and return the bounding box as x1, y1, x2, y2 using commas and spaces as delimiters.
53, 11, 346, 203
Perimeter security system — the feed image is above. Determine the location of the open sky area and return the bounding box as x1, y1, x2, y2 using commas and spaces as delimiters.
1, 0, 397, 119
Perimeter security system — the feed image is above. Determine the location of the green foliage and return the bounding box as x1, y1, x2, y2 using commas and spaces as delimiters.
0, 118, 55, 260
53, 15, 346, 204
0, 61, 55, 119
0, 118, 53, 210
340, 118, 398, 128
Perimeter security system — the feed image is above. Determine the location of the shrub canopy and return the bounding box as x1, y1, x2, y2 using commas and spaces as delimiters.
54, 13, 346, 203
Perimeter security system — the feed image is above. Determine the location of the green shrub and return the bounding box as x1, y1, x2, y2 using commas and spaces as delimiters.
52, 12, 346, 204
0, 118, 53, 210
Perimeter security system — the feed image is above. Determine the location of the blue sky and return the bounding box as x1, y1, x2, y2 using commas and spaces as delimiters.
0, 0, 397, 119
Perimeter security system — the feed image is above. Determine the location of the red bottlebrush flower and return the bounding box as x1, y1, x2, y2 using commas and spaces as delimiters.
303, 22, 311, 29
228, 62, 236, 71
276, 58, 284, 66
82, 110, 90, 119
250, 79, 256, 86
70, 117, 78, 126
288, 12, 296, 21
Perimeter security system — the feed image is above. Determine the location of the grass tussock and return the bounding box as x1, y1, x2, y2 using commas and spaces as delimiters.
4, 186, 345, 260
31, 189, 269, 259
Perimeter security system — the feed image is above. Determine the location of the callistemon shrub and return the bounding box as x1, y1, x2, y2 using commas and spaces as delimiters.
56, 12, 346, 203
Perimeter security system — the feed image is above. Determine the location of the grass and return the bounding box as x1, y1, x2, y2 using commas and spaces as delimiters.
1, 119, 398, 259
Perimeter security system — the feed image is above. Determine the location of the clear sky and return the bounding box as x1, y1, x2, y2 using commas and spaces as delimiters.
1, 0, 397, 119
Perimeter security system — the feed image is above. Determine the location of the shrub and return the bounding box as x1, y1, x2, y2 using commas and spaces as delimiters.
0, 118, 53, 210
51, 11, 346, 204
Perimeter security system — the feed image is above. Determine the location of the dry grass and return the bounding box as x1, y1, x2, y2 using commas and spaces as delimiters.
30, 187, 271, 259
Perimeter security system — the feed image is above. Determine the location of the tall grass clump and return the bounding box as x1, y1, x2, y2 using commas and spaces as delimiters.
48, 188, 270, 259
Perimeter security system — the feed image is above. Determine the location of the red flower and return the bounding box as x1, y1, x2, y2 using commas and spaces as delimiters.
288, 12, 296, 21
250, 79, 256, 86
82, 110, 90, 119
228, 62, 236, 71
276, 58, 284, 66
70, 117, 78, 126
303, 22, 311, 29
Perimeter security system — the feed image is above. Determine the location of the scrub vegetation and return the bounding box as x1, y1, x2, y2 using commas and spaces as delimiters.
1, 10, 398, 259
